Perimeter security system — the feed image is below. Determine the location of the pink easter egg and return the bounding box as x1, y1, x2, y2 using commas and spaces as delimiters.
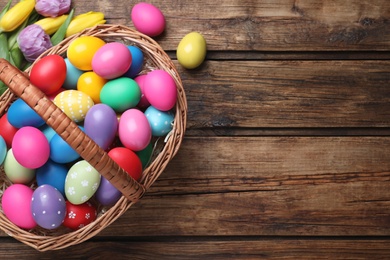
2, 184, 36, 229
12, 126, 50, 169
92, 42, 132, 79
134, 74, 150, 109
119, 108, 151, 151
144, 70, 177, 111
131, 2, 165, 37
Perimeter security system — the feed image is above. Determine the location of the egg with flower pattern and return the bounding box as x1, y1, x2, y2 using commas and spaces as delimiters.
53, 90, 94, 122
65, 160, 101, 205
62, 201, 97, 230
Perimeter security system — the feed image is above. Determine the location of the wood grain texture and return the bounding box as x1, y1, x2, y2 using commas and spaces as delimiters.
1, 238, 389, 259
75, 0, 390, 51
179, 60, 390, 129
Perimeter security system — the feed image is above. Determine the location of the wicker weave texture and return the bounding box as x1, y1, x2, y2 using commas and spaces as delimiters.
0, 24, 187, 251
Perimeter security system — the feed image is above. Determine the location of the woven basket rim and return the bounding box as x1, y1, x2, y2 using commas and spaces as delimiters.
0, 24, 187, 251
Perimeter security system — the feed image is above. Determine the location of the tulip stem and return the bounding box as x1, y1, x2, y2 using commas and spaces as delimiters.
51, 8, 74, 46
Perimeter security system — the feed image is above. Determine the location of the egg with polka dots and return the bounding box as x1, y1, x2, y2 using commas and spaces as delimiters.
53, 90, 94, 122
145, 105, 174, 137
31, 184, 66, 230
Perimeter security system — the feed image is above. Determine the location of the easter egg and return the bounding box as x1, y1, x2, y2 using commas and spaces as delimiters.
0, 136, 6, 165
136, 142, 153, 169
0, 113, 18, 148
36, 160, 68, 197
63, 201, 97, 230
100, 77, 141, 113
31, 184, 66, 229
108, 147, 143, 181
53, 90, 94, 122
49, 127, 83, 164
77, 71, 107, 103
65, 160, 101, 205
177, 32, 207, 69
3, 148, 35, 184
7, 98, 45, 128
124, 46, 144, 78
95, 176, 122, 206
92, 42, 132, 79
2, 184, 36, 229
119, 108, 151, 151
144, 70, 177, 111
145, 106, 174, 136
134, 74, 150, 109
84, 104, 118, 150
12, 126, 50, 169
39, 124, 57, 142
67, 36, 106, 71
63, 58, 84, 90
131, 2, 165, 37
30, 54, 67, 95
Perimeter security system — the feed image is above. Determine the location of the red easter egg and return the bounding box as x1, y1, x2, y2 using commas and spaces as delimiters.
30, 54, 67, 95
62, 201, 97, 230
108, 147, 143, 181
0, 113, 18, 148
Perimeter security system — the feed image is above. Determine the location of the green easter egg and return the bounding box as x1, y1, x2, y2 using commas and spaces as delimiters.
100, 77, 141, 112
65, 160, 101, 205
136, 142, 154, 169
3, 148, 35, 184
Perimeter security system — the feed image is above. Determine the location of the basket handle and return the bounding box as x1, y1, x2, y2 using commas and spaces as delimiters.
0, 58, 145, 202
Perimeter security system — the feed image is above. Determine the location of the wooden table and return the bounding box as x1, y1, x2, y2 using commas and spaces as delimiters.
1, 0, 390, 258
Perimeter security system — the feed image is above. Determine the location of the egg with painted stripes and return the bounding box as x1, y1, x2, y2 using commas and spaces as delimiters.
53, 90, 94, 122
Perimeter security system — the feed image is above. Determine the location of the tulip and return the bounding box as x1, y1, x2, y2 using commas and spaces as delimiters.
35, 0, 71, 17
35, 15, 68, 35
0, 0, 36, 32
17, 24, 52, 62
65, 11, 106, 38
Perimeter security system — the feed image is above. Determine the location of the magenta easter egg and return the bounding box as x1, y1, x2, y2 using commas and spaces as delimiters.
2, 184, 36, 229
119, 108, 151, 151
144, 70, 177, 111
131, 2, 165, 37
134, 74, 150, 109
92, 42, 132, 79
12, 126, 50, 169
84, 104, 118, 150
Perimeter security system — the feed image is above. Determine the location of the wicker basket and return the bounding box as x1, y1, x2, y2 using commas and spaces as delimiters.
0, 24, 187, 251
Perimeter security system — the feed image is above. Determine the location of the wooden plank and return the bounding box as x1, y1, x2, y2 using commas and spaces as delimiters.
179, 60, 390, 129
70, 0, 390, 51
0, 136, 378, 237
95, 138, 390, 237
0, 238, 389, 259
2, 0, 387, 51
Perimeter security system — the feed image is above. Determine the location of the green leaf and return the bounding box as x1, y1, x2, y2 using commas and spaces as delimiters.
0, 81, 7, 95
9, 44, 22, 68
0, 32, 9, 60
51, 8, 74, 46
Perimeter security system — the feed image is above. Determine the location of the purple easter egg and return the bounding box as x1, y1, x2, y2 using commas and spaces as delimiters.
84, 104, 118, 150
95, 176, 122, 206
31, 184, 66, 229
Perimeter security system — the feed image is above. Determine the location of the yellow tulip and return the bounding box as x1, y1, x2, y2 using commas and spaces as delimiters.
35, 15, 68, 35
65, 11, 106, 38
0, 0, 36, 32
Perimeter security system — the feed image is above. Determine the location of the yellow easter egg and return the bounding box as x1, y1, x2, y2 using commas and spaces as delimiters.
176, 32, 207, 69
54, 90, 94, 122
77, 71, 107, 103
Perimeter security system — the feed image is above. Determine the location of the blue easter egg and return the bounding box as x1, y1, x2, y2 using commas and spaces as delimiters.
7, 98, 45, 128
0, 136, 6, 165
145, 106, 174, 136
49, 126, 84, 163
36, 160, 68, 197
124, 46, 144, 78
63, 58, 84, 90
